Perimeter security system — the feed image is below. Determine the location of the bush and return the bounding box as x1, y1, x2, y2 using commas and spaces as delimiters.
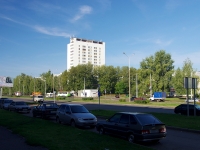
119, 99, 126, 102
134, 99, 150, 104
82, 97, 94, 100
56, 96, 66, 100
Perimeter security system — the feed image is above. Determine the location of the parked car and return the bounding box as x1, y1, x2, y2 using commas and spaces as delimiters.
32, 102, 59, 119
174, 104, 200, 116
0, 97, 9, 100
56, 104, 97, 128
0, 98, 9, 104
96, 112, 167, 143
185, 98, 199, 103
131, 96, 137, 101
0, 99, 13, 109
33, 95, 44, 102
8, 101, 31, 113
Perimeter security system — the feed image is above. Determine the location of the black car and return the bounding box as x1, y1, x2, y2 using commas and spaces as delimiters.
174, 104, 200, 116
96, 112, 166, 143
32, 102, 59, 119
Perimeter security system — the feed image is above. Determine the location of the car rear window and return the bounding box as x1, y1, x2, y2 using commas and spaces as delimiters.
136, 114, 161, 125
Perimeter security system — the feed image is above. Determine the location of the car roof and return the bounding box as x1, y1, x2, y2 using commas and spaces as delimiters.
39, 102, 57, 105
15, 101, 26, 103
117, 112, 147, 115
60, 103, 83, 106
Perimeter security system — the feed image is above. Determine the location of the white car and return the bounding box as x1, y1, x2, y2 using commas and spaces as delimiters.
33, 95, 44, 102
185, 98, 199, 103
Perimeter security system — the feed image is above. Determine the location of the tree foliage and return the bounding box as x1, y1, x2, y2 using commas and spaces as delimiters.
2, 51, 199, 98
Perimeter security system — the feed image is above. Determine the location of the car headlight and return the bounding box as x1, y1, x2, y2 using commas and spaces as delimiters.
94, 117, 97, 121
78, 118, 83, 122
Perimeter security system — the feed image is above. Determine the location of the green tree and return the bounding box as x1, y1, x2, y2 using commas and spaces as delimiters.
139, 50, 174, 96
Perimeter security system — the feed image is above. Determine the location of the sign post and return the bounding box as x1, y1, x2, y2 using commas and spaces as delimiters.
98, 84, 101, 106
184, 77, 198, 116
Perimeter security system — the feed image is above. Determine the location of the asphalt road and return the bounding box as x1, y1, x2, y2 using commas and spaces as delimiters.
7, 98, 200, 150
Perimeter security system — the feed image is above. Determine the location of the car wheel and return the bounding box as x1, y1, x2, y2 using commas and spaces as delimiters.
71, 120, 76, 127
152, 139, 159, 143
99, 127, 105, 135
56, 117, 61, 124
42, 114, 46, 119
128, 133, 135, 143
32, 113, 36, 117
90, 125, 95, 129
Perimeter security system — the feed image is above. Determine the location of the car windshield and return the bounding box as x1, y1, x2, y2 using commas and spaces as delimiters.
16, 102, 26, 105
136, 114, 161, 125
4, 100, 12, 103
195, 105, 200, 109
70, 105, 89, 113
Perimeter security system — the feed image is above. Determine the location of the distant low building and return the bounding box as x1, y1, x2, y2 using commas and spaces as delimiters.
78, 89, 98, 97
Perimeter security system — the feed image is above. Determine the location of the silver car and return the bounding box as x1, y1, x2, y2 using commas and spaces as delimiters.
8, 101, 31, 113
0, 99, 13, 109
56, 104, 97, 128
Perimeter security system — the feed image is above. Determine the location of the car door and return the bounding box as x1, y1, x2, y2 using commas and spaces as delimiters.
62, 105, 72, 124
35, 104, 42, 116
117, 114, 131, 136
189, 105, 195, 115
180, 104, 187, 115
57, 105, 66, 122
9, 102, 15, 111
104, 113, 122, 134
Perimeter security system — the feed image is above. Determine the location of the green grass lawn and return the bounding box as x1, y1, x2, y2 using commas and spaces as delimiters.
0, 109, 152, 150
1, 96, 200, 150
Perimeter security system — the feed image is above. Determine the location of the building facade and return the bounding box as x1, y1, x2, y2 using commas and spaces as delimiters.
67, 37, 105, 70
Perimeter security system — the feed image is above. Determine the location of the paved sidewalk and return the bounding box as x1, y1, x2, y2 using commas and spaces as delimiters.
0, 126, 48, 150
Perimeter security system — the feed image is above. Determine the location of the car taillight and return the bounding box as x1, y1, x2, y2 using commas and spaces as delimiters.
141, 130, 150, 134
159, 127, 166, 133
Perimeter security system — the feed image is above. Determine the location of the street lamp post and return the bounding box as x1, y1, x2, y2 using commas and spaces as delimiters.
150, 73, 152, 96
123, 52, 131, 102
136, 73, 138, 97
53, 75, 55, 103
41, 78, 46, 98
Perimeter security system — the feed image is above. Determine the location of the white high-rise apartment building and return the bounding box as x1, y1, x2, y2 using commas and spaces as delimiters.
67, 37, 105, 70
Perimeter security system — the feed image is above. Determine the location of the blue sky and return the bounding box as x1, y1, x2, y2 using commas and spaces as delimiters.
1, 0, 200, 78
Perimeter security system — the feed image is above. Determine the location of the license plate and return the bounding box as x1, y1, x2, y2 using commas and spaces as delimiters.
150, 129, 158, 133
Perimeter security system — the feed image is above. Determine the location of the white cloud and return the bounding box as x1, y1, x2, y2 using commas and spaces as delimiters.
172, 51, 200, 70
33, 26, 71, 38
154, 38, 173, 46
0, 15, 72, 38
70, 5, 92, 22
